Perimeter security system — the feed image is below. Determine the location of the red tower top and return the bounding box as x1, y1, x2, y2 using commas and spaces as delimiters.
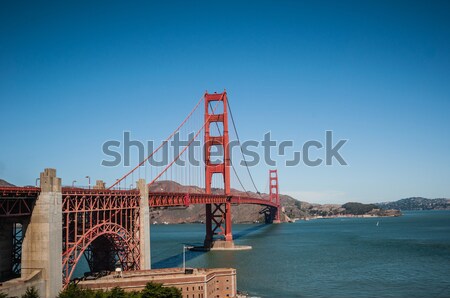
269, 169, 281, 222
204, 91, 230, 195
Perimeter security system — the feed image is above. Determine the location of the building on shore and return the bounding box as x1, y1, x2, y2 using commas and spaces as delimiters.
78, 267, 237, 298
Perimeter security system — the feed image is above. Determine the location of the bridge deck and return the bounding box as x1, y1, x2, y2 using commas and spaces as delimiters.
0, 186, 278, 217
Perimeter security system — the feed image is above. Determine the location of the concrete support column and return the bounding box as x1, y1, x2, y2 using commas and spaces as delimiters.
22, 168, 62, 298
137, 179, 151, 270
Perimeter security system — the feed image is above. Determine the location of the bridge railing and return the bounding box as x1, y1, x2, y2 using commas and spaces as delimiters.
61, 185, 137, 190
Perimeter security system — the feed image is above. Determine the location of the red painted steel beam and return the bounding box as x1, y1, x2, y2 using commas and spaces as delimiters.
0, 198, 35, 217
148, 192, 278, 208
0, 187, 39, 217
0, 187, 40, 197
0, 187, 277, 209
61, 188, 139, 196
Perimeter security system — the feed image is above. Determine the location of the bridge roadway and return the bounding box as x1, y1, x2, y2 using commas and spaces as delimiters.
0, 186, 278, 217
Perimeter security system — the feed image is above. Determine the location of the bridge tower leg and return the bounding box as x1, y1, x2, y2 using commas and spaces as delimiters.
137, 179, 151, 270
270, 170, 281, 224
22, 168, 62, 297
204, 91, 234, 249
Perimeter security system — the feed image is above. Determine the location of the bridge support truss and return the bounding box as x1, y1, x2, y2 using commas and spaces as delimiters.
61, 185, 142, 285
204, 91, 234, 248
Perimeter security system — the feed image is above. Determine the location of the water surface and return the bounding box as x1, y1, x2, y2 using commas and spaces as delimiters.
74, 211, 450, 297
151, 211, 450, 298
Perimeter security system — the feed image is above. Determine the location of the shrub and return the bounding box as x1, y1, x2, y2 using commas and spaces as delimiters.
58, 282, 180, 298
21, 287, 40, 298
141, 282, 182, 298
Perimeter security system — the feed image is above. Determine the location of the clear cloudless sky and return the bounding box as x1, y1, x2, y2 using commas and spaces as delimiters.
1, 0, 449, 204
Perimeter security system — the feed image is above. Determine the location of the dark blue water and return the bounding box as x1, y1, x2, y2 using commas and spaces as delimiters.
73, 211, 450, 297
151, 211, 450, 298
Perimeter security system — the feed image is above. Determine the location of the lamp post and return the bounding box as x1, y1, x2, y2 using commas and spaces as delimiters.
183, 245, 186, 271
85, 176, 91, 189
183, 245, 193, 272
72, 180, 77, 187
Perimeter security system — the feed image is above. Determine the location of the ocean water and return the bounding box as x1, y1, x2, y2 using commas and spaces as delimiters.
74, 210, 450, 297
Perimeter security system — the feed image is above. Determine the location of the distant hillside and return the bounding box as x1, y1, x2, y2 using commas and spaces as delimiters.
148, 180, 277, 224
148, 181, 400, 224
280, 200, 400, 221
376, 197, 450, 210
0, 179, 15, 187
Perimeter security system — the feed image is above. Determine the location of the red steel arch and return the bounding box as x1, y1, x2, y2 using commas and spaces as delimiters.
62, 222, 140, 285
61, 189, 141, 285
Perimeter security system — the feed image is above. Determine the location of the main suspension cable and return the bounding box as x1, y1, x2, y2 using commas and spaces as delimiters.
208, 102, 251, 197
108, 96, 204, 189
227, 98, 262, 197
149, 101, 221, 186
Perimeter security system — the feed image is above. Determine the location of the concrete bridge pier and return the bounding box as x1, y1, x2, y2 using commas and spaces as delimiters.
21, 168, 62, 298
137, 179, 151, 270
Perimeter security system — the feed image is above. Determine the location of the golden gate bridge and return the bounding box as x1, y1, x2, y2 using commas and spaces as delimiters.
0, 91, 281, 296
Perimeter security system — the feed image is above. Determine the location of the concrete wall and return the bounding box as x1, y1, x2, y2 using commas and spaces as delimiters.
0, 270, 45, 298
137, 179, 151, 270
21, 168, 62, 298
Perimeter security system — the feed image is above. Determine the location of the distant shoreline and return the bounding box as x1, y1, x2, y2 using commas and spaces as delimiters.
150, 213, 401, 225
295, 213, 401, 221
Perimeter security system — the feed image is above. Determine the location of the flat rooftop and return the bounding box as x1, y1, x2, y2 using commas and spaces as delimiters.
78, 267, 237, 293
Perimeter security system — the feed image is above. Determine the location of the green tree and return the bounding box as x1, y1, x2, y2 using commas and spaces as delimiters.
141, 282, 182, 298
21, 287, 40, 298
58, 284, 95, 298
58, 282, 180, 298
107, 287, 126, 298
58, 284, 82, 298
125, 291, 141, 298
342, 202, 377, 215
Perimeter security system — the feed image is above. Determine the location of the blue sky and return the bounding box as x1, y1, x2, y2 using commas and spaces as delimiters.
1, 1, 449, 203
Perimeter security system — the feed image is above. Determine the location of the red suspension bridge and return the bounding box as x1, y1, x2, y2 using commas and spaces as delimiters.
0, 91, 281, 296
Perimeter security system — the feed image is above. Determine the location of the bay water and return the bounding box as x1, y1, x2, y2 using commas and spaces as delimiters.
76, 210, 450, 297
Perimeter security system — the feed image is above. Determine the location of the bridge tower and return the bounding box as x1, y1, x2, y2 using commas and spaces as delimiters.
204, 91, 233, 248
269, 169, 281, 223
